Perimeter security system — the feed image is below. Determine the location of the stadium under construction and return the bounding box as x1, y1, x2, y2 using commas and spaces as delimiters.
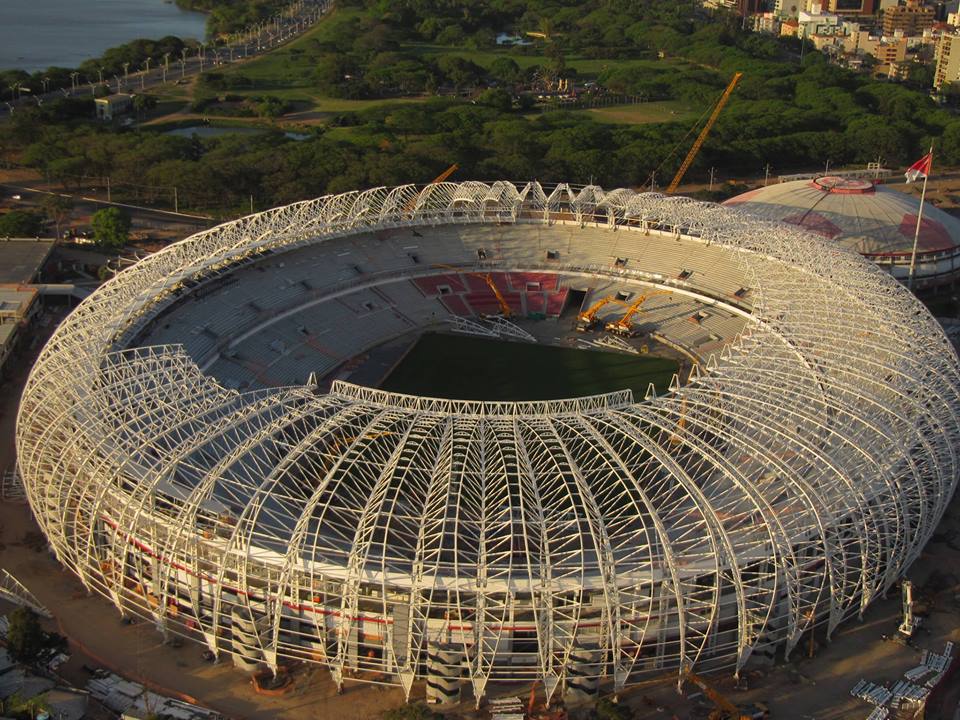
14, 181, 960, 707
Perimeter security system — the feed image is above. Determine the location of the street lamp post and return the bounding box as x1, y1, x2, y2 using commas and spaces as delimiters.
179, 58, 186, 80
41, 77, 49, 94
163, 52, 170, 84
114, 75, 121, 92
123, 62, 130, 85
70, 72, 79, 92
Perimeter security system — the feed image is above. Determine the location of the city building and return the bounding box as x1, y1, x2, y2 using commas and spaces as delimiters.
819, 0, 879, 16
781, 17, 801, 35
797, 6, 843, 37
0, 237, 55, 375
751, 12, 782, 32
882, 0, 936, 36
934, 30, 960, 87
94, 93, 134, 121
0, 285, 39, 374
702, 0, 761, 14
774, 0, 803, 17
845, 29, 910, 63
888, 57, 916, 76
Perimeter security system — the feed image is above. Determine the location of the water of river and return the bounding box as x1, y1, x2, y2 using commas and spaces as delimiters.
0, 0, 207, 74
165, 126, 310, 140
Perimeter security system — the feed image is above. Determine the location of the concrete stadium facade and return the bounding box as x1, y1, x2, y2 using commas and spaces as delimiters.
15, 182, 960, 705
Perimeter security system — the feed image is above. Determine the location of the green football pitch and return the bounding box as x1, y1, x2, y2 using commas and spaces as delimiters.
380, 333, 680, 402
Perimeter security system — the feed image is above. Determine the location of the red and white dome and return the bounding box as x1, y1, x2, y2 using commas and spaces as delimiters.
725, 177, 960, 287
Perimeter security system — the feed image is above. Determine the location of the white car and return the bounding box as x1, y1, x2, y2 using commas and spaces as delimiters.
11, 194, 21, 200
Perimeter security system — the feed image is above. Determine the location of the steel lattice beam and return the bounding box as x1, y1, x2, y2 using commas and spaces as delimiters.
15, 182, 960, 701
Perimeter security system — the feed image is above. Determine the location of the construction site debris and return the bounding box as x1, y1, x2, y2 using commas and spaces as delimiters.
87, 671, 221, 720
850, 639, 956, 715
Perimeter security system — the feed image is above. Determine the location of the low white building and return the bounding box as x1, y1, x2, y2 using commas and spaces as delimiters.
94, 93, 134, 121
797, 6, 841, 38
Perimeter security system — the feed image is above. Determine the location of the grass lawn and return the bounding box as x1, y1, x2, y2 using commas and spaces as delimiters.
406, 44, 677, 77
580, 100, 702, 126
302, 96, 424, 112
381, 332, 678, 402
220, 7, 365, 85
207, 7, 694, 116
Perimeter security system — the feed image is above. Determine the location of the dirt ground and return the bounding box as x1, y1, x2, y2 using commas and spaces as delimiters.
0, 309, 958, 720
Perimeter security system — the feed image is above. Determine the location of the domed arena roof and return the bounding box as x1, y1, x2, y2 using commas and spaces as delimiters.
724, 176, 960, 256
14, 181, 960, 704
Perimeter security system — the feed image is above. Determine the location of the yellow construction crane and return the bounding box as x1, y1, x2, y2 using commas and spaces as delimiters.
431, 163, 459, 184
666, 72, 742, 194
604, 290, 669, 336
432, 264, 512, 317
576, 295, 626, 332
683, 671, 768, 720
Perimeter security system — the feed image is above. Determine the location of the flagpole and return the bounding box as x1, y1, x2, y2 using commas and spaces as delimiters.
908, 144, 933, 292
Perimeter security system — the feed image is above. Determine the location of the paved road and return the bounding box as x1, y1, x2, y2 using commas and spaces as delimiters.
2, 181, 216, 230
1, 0, 331, 116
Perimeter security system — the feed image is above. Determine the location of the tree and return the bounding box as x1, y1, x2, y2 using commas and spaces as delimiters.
6, 607, 46, 664
436, 56, 484, 91
256, 96, 287, 119
0, 210, 43, 237
132, 93, 158, 120
42, 194, 73, 239
91, 207, 130, 249
489, 57, 522, 87
477, 87, 512, 113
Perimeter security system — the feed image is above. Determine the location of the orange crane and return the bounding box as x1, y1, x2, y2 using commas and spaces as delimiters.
431, 163, 459, 184
683, 671, 768, 720
576, 295, 626, 332
432, 264, 512, 317
666, 72, 742, 194
605, 290, 669, 336
403, 163, 459, 214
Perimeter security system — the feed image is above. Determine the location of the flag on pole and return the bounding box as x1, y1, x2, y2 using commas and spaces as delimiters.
905, 153, 932, 183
